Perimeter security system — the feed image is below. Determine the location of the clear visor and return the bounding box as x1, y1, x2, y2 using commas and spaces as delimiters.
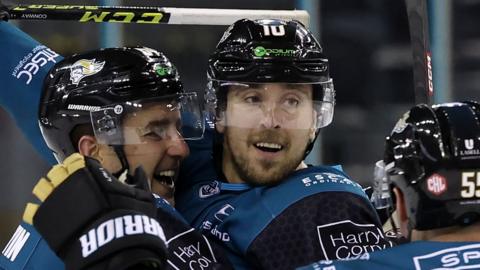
371, 160, 394, 209
90, 93, 204, 147
210, 80, 334, 131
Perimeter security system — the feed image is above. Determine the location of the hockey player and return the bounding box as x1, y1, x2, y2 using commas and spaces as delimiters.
0, 19, 232, 269
0, 15, 391, 269
37, 47, 203, 204
298, 101, 480, 270
174, 19, 395, 270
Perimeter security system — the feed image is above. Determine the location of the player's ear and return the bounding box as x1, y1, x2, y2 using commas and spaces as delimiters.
78, 135, 99, 158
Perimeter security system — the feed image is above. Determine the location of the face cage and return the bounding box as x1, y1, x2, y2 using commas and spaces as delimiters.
205, 80, 335, 130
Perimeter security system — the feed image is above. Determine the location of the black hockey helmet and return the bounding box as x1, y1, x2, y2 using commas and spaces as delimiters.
206, 18, 335, 158
381, 101, 480, 230
39, 47, 203, 163
208, 18, 331, 83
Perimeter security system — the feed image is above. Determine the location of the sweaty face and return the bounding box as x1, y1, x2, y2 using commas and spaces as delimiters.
218, 83, 316, 185
100, 102, 189, 204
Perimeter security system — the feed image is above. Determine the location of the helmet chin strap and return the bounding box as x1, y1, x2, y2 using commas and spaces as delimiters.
212, 130, 228, 182
110, 145, 151, 191
111, 145, 131, 182
304, 129, 320, 159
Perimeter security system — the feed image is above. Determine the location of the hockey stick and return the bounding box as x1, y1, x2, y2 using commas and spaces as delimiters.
380, 1, 434, 237
405, 0, 433, 105
5, 4, 310, 26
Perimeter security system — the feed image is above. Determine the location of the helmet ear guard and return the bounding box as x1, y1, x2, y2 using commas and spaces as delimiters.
380, 101, 480, 231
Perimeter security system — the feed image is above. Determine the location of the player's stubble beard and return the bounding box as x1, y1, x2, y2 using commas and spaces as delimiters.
223, 127, 307, 186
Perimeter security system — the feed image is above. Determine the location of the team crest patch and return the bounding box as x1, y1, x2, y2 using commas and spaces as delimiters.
199, 181, 220, 198
70, 59, 105, 85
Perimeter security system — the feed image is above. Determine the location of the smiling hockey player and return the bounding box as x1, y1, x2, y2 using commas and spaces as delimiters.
175, 18, 395, 269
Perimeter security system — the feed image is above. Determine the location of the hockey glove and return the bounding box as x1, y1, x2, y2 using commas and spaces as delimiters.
23, 153, 168, 270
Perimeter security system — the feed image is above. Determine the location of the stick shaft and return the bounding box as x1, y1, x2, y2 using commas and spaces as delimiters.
7, 5, 310, 26
405, 0, 434, 105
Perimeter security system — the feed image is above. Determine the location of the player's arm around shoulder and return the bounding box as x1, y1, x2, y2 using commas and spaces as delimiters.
0, 14, 61, 165
21, 153, 168, 270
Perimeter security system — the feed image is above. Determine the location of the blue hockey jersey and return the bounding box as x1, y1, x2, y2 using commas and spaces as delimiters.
175, 127, 395, 270
0, 222, 62, 270
0, 21, 232, 270
0, 21, 59, 165
0, 20, 61, 270
0, 20, 394, 270
297, 241, 480, 270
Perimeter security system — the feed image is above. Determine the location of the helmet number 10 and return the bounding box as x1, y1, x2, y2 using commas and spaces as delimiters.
263, 25, 285, 36
461, 172, 480, 198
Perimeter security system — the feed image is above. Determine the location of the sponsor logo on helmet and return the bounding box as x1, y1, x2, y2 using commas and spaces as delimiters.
460, 139, 480, 157
426, 173, 447, 196
155, 65, 172, 76
465, 139, 474, 150
253, 46, 295, 57
199, 181, 220, 198
67, 104, 101, 111
70, 59, 105, 85
113, 105, 123, 115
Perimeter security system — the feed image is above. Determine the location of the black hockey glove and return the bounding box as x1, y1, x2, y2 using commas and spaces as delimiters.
23, 153, 168, 270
